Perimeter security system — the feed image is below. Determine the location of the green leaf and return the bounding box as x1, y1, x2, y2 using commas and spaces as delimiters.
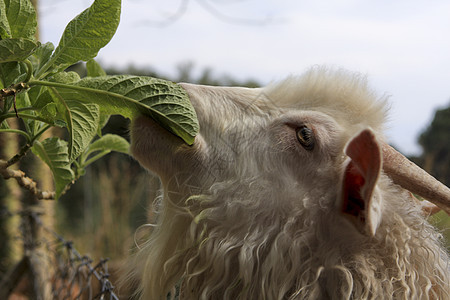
31, 138, 75, 199
4, 0, 37, 39
81, 133, 129, 166
30, 42, 54, 75
38, 102, 58, 121
86, 58, 106, 77
0, 38, 38, 63
27, 85, 54, 109
85, 134, 129, 156
48, 87, 101, 161
0, 61, 27, 87
66, 100, 100, 161
50, 71, 81, 84
39, 0, 121, 76
15, 89, 31, 109
0, 0, 11, 39
96, 113, 110, 137
31, 75, 199, 145
27, 71, 81, 116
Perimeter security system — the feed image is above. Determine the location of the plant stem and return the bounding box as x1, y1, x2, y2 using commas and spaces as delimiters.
24, 60, 34, 83
0, 83, 29, 101
0, 112, 51, 124
34, 58, 55, 80
28, 80, 144, 106
31, 125, 51, 144
0, 129, 32, 143
82, 150, 110, 168
17, 107, 38, 113
7, 143, 32, 167
1, 126, 50, 168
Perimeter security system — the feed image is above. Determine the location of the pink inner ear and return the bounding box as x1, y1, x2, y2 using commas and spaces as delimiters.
342, 163, 366, 222
341, 129, 382, 235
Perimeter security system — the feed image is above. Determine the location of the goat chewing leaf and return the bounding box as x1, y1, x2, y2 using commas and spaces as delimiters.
31, 75, 199, 145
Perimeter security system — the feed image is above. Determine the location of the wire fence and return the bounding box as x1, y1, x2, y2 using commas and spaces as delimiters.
0, 207, 120, 300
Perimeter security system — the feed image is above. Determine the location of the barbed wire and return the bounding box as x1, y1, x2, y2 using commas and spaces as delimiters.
0, 207, 120, 300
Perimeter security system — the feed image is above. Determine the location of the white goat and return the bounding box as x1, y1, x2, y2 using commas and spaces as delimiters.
127, 67, 450, 299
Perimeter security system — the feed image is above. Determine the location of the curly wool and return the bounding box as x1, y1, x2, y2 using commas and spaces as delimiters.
128, 174, 449, 300
126, 67, 449, 299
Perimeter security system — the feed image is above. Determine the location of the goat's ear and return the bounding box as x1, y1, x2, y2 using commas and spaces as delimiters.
340, 129, 383, 236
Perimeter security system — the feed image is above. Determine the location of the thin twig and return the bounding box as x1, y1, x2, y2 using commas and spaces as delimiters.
0, 83, 29, 118
6, 143, 32, 167
0, 159, 55, 200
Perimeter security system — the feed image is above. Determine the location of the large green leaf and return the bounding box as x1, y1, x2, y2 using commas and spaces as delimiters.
4, 0, 37, 39
0, 0, 11, 39
38, 0, 121, 76
0, 38, 38, 63
66, 101, 100, 162
49, 86, 101, 162
30, 75, 199, 145
31, 137, 75, 199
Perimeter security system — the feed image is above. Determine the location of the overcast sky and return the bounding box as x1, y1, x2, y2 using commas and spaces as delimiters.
38, 0, 450, 155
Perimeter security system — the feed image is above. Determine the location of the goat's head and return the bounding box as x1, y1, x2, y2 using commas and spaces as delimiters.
129, 67, 449, 299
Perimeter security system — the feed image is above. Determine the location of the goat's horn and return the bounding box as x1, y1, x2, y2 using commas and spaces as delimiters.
382, 143, 450, 215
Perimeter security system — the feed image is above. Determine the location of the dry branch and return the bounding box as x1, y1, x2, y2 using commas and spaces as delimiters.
0, 159, 55, 200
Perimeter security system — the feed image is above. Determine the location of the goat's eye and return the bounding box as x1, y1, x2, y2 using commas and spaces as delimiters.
296, 126, 315, 151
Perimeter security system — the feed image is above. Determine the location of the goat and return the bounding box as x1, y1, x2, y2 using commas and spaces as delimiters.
127, 67, 450, 299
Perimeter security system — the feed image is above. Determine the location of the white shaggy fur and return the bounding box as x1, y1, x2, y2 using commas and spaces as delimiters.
127, 67, 449, 299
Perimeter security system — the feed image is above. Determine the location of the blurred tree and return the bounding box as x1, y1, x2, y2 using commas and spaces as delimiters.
416, 104, 450, 249
418, 105, 450, 186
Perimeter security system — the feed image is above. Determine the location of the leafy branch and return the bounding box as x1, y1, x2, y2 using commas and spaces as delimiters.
0, 0, 199, 200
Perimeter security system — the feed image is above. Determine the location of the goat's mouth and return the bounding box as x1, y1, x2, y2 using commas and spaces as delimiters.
133, 113, 195, 143
130, 115, 189, 159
